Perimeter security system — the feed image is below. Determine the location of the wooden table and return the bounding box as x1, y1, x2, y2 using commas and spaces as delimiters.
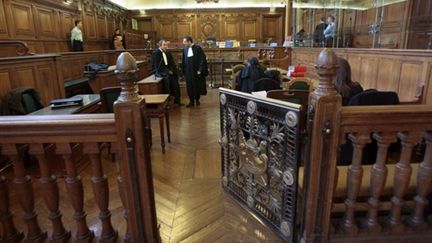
142, 94, 171, 153
28, 94, 101, 176
267, 67, 288, 76
137, 75, 164, 94
29, 94, 100, 115
85, 60, 149, 93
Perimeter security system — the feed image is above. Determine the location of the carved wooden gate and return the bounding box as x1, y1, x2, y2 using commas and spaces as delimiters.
219, 88, 302, 242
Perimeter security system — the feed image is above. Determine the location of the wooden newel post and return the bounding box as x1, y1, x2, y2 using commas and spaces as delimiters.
301, 49, 341, 243
114, 52, 161, 243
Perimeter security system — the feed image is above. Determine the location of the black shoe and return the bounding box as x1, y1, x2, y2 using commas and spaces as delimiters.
196, 100, 200, 106
186, 102, 194, 108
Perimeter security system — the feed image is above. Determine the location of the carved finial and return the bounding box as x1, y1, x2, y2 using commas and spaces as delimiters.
115, 52, 141, 102
315, 48, 339, 96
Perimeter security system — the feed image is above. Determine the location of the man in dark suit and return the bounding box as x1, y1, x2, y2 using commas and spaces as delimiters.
151, 40, 181, 105
182, 35, 208, 107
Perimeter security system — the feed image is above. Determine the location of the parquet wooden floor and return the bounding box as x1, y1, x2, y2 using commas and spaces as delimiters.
4, 88, 284, 242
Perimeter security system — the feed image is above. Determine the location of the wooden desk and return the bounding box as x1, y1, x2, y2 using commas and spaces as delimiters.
267, 67, 288, 76
28, 94, 100, 176
29, 94, 100, 115
85, 60, 148, 93
142, 94, 170, 153
137, 75, 164, 94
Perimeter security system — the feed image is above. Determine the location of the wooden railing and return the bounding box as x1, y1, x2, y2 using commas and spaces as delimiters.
300, 49, 432, 242
0, 41, 34, 57
0, 52, 160, 242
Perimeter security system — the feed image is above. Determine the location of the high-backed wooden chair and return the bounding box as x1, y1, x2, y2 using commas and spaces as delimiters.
230, 64, 244, 90
99, 86, 121, 113
285, 77, 313, 91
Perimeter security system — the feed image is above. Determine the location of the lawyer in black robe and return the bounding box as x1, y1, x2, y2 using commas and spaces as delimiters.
151, 42, 181, 104
182, 37, 208, 107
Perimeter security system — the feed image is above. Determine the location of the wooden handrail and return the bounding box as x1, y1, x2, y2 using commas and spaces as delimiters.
0, 114, 116, 143
339, 105, 432, 135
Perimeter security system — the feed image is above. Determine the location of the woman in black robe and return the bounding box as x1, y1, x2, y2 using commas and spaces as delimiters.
236, 56, 266, 93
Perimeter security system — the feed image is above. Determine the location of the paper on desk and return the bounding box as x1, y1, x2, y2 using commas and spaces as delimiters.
251, 91, 267, 97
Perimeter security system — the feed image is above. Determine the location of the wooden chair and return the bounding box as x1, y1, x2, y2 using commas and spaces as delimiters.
0, 87, 44, 115
285, 77, 313, 91
229, 64, 244, 90
100, 86, 121, 113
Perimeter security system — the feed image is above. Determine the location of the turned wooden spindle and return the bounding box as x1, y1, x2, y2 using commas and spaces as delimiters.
0, 175, 24, 242
29, 143, 70, 242
111, 142, 131, 242
365, 132, 396, 233
2, 144, 47, 242
56, 143, 94, 242
340, 133, 370, 235
83, 142, 117, 242
407, 131, 432, 230
388, 132, 421, 233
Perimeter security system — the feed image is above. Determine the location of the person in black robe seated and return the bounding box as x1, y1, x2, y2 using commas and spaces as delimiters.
333, 57, 363, 105
182, 35, 208, 107
236, 56, 266, 93
152, 40, 182, 105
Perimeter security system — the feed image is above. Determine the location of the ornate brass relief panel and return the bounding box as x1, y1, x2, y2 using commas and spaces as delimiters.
220, 88, 301, 242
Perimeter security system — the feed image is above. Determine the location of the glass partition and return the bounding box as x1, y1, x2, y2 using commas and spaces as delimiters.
291, 0, 408, 48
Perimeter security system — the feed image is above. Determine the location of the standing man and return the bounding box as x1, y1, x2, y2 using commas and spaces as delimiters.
323, 15, 336, 47
71, 20, 83, 51
313, 17, 327, 47
182, 36, 208, 107
151, 40, 181, 105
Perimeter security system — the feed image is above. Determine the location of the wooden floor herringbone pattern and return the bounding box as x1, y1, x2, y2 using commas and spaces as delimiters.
150, 89, 283, 242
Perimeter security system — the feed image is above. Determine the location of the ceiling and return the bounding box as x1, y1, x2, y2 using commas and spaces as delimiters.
109, 0, 406, 10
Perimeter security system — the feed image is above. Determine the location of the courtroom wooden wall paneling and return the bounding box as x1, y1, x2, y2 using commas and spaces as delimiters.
136, 8, 285, 44
0, 0, 132, 53
375, 58, 399, 92
398, 61, 423, 101
427, 63, 432, 104
0, 0, 8, 38
34, 6, 57, 40
262, 14, 282, 43
0, 69, 12, 99
176, 15, 195, 41
407, 0, 432, 49
5, 1, 36, 40
222, 15, 240, 40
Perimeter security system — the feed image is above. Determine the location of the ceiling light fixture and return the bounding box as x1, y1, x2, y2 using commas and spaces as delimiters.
196, 0, 219, 3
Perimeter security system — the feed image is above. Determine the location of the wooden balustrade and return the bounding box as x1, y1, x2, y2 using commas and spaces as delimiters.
302, 48, 432, 243
0, 52, 160, 242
